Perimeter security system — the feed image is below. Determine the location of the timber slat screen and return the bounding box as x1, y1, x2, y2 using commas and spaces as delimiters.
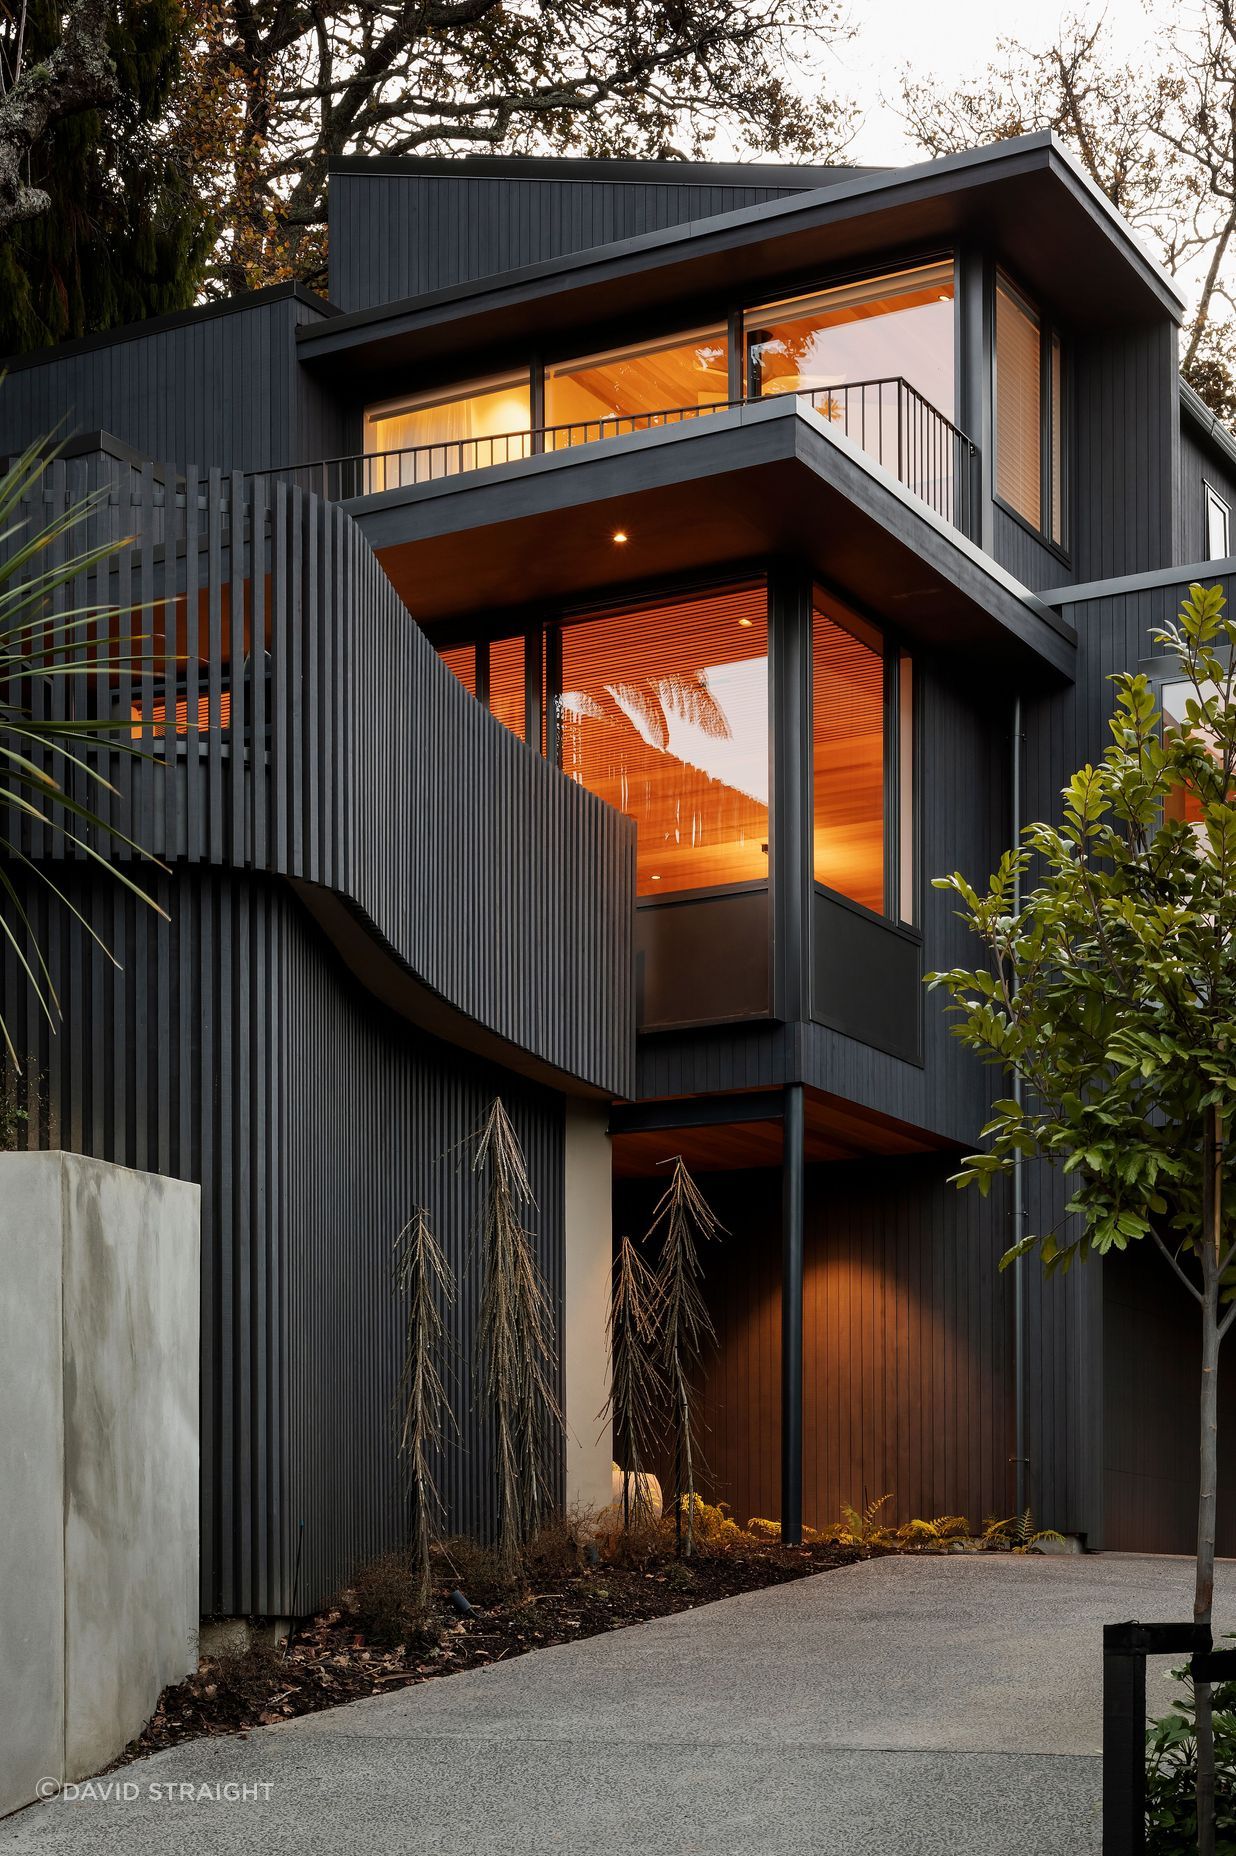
9, 455, 635, 1097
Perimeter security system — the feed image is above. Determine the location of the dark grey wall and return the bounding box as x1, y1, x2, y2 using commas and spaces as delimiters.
2, 865, 566, 1614
326, 162, 855, 311
0, 289, 349, 472
21, 457, 635, 1096
1179, 412, 1236, 563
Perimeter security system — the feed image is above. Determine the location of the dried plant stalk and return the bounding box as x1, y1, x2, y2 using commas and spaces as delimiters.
650, 1156, 725, 1557
599, 1233, 666, 1530
393, 1206, 455, 1612
474, 1097, 564, 1579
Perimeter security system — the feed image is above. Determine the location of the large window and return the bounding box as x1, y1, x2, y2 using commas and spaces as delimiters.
365, 374, 532, 486
812, 594, 913, 922
545, 329, 728, 436
744, 261, 955, 418
995, 276, 1066, 547
557, 583, 769, 896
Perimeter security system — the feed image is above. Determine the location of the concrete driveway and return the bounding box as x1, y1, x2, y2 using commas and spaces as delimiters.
3, 1552, 1232, 1855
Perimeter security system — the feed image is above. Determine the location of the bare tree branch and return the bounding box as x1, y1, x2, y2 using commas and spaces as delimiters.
0, 0, 117, 231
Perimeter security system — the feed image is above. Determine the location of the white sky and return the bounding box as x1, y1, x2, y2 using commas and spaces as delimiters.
793, 0, 1167, 167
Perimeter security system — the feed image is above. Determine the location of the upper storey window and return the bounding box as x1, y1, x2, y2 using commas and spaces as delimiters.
995, 275, 1066, 548
744, 261, 955, 419
1205, 482, 1231, 560
544, 329, 728, 435
557, 583, 769, 896
365, 374, 532, 486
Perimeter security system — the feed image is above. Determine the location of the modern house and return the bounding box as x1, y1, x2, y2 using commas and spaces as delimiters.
3, 133, 1234, 1617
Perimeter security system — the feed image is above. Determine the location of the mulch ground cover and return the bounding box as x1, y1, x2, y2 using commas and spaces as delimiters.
123, 1534, 868, 1762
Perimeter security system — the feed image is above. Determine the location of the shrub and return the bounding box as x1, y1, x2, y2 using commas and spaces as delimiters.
432, 1536, 517, 1609
1146, 1663, 1236, 1852
522, 1508, 593, 1583
348, 1551, 437, 1647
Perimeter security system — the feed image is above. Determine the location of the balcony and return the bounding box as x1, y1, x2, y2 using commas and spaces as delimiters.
262, 379, 981, 542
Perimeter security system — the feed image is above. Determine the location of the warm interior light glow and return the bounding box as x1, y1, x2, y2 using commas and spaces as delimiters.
813, 595, 886, 913
545, 328, 729, 432
612, 529, 629, 544
364, 374, 533, 487
746, 261, 955, 418
558, 583, 769, 895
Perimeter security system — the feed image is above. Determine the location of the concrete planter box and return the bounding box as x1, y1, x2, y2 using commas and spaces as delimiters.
0, 1153, 200, 1817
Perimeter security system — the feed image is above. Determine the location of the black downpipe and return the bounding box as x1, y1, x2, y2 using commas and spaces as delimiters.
781, 1081, 805, 1545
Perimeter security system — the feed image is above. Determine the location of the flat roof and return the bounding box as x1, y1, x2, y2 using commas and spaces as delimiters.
328, 152, 885, 189
299, 133, 1185, 385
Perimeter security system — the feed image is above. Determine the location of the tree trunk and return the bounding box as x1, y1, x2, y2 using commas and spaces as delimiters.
1195, 1105, 1224, 1856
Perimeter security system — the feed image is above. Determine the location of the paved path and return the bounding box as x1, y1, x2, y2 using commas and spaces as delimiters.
4, 1552, 1233, 1854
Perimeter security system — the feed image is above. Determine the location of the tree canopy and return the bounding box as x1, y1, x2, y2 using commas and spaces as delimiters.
899, 4, 1236, 420
0, 0, 214, 352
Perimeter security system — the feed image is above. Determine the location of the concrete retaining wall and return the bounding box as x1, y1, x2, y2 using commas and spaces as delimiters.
0, 1153, 199, 1817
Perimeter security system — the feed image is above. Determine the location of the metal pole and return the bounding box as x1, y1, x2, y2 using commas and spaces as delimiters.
781, 1081, 805, 1546
1011, 693, 1027, 1517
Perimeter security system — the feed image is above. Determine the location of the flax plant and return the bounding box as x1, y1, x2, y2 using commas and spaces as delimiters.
650, 1157, 724, 1557
600, 1233, 666, 1530
0, 436, 165, 1064
393, 1206, 455, 1613
473, 1097, 564, 1579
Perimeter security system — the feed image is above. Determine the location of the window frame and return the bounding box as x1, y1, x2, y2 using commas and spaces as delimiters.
809, 587, 917, 930
741, 252, 959, 416
992, 269, 1069, 559
1204, 480, 1231, 561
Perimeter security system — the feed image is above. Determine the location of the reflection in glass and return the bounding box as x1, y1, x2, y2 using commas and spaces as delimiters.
813, 596, 886, 914
544, 330, 729, 440
488, 634, 526, 740
558, 584, 768, 895
365, 375, 532, 486
745, 262, 955, 416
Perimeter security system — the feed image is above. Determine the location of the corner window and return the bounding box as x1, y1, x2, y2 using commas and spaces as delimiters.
744, 261, 955, 419
1205, 482, 1231, 560
995, 276, 1066, 549
812, 593, 914, 923
557, 583, 769, 896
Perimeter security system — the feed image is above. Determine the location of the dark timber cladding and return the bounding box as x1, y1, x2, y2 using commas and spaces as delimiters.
0, 460, 634, 1611
325, 154, 878, 310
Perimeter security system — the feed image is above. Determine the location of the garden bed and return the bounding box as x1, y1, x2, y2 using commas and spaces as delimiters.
124, 1530, 864, 1760
120, 1498, 1051, 1763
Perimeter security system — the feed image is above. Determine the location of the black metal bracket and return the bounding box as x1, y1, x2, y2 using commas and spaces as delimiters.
1103, 1620, 1212, 1855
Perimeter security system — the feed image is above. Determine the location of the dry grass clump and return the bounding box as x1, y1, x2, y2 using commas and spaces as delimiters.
347, 1550, 441, 1647
432, 1536, 517, 1609
198, 1638, 285, 1713
522, 1508, 595, 1583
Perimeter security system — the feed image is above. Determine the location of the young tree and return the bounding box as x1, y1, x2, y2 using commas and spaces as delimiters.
898, 5, 1236, 418
473, 1096, 563, 1579
649, 1156, 723, 1557
600, 1232, 665, 1530
393, 1206, 454, 1612
929, 583, 1236, 1856
178, 0, 858, 293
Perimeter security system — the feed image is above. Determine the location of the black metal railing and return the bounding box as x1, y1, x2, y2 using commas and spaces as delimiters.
803, 377, 978, 538
257, 379, 981, 539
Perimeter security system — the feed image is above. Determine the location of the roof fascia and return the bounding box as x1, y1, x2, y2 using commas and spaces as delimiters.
299, 133, 1183, 361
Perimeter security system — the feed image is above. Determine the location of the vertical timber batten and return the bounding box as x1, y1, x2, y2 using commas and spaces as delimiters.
781, 1081, 805, 1544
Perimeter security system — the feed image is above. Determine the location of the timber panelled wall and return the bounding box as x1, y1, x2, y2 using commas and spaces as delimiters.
1, 462, 634, 1612
617, 1161, 1015, 1534
325, 160, 870, 311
